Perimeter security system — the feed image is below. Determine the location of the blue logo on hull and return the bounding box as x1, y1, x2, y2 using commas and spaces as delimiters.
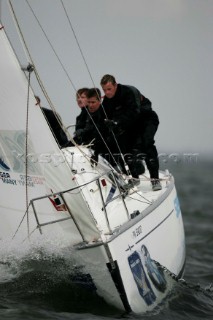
141, 245, 167, 293
128, 251, 156, 305
174, 196, 181, 217
128, 246, 167, 305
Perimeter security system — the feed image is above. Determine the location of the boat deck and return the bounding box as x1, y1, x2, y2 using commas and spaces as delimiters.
62, 147, 173, 239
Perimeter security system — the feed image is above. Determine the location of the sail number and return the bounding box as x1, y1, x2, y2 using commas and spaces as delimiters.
132, 225, 142, 238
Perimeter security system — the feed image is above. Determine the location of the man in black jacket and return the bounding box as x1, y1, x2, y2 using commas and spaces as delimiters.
74, 88, 107, 160
100, 74, 161, 191
73, 88, 89, 143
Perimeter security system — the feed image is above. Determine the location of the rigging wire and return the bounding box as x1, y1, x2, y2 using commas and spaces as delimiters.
60, 0, 96, 89
25, 67, 33, 238
22, 0, 108, 168
12, 203, 30, 240
60, 0, 123, 170
25, 0, 77, 92
83, 106, 123, 167
24, 0, 131, 177
7, 0, 89, 165
7, 0, 59, 119
127, 195, 152, 205
7, 0, 33, 63
9, 65, 36, 241
60, 0, 132, 176
10, 0, 142, 184
7, 1, 62, 147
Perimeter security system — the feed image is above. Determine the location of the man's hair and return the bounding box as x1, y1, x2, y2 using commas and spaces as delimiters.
76, 87, 89, 98
100, 74, 116, 86
87, 88, 101, 100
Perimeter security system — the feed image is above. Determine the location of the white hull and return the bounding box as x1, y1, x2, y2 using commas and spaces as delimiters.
69, 176, 185, 313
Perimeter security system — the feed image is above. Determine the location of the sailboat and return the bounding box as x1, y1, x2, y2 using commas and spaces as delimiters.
0, 8, 185, 314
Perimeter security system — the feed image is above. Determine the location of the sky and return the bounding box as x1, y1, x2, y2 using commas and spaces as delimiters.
1, 0, 213, 158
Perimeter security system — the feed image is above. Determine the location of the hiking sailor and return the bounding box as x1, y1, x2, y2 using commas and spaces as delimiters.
100, 74, 162, 191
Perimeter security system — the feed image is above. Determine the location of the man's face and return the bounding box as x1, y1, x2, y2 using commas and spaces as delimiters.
76, 93, 88, 108
102, 82, 117, 99
87, 97, 101, 113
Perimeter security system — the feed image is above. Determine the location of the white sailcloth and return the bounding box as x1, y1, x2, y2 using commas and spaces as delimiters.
0, 26, 100, 243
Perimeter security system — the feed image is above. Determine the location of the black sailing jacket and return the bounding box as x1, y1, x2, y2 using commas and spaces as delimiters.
102, 84, 159, 151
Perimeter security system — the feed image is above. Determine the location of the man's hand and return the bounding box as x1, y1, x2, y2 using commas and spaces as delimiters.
90, 153, 98, 167
104, 119, 118, 131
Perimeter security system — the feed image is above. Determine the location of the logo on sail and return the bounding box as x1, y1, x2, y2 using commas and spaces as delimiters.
0, 157, 10, 171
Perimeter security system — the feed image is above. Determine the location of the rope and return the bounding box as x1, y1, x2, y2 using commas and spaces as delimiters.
12, 203, 31, 240
22, 226, 39, 243
25, 68, 33, 238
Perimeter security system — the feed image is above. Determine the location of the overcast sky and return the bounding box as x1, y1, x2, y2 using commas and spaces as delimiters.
1, 0, 213, 157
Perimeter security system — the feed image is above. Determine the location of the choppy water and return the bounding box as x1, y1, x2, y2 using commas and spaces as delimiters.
0, 157, 213, 319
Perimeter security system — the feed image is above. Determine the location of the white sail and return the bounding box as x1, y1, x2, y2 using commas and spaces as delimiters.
0, 26, 100, 243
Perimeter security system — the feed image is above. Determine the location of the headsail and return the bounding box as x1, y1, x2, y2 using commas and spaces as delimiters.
0, 25, 100, 243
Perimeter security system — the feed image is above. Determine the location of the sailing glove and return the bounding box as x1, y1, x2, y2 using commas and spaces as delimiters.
74, 129, 84, 144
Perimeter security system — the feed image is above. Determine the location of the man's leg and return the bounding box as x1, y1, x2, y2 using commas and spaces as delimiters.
145, 145, 162, 191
